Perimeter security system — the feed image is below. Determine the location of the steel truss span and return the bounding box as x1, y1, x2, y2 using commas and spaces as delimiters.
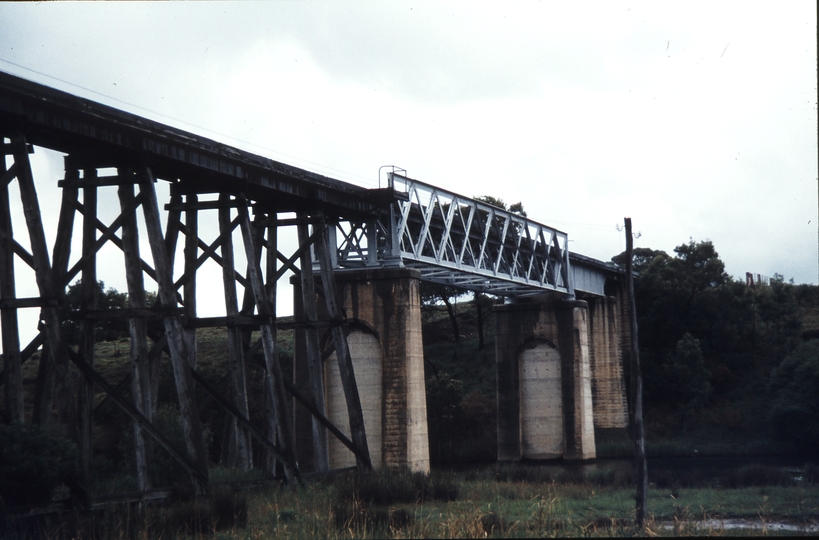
333, 174, 574, 298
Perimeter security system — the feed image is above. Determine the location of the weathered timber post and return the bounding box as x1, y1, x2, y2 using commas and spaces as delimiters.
624, 217, 648, 528
117, 170, 153, 491
77, 164, 98, 489
52, 162, 79, 433
0, 138, 23, 424
14, 135, 78, 441
236, 196, 300, 485
218, 193, 252, 471
297, 214, 330, 472
263, 212, 281, 474
313, 216, 372, 471
183, 191, 198, 370
139, 168, 209, 494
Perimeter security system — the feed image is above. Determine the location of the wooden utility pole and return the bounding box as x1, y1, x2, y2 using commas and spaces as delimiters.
625, 217, 648, 529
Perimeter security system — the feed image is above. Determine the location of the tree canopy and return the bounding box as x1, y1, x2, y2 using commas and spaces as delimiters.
613, 238, 808, 436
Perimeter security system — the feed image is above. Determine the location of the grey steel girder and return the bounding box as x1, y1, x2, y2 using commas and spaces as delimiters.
332, 173, 575, 298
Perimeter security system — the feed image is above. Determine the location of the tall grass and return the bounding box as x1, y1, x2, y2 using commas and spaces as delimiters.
6, 463, 818, 538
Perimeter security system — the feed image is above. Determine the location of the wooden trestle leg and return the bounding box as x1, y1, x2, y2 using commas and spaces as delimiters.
218, 193, 252, 471
77, 163, 98, 491
297, 214, 330, 472
117, 172, 153, 492
9, 136, 85, 502
236, 196, 300, 485
139, 168, 209, 495
0, 139, 23, 424
313, 215, 372, 471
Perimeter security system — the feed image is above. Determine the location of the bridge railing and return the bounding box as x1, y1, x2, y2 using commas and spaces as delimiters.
332, 173, 574, 297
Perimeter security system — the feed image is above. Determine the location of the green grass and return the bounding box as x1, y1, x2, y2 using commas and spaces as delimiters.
8, 463, 819, 538
181, 468, 819, 538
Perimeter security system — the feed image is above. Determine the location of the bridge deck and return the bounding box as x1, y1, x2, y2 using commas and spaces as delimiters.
0, 71, 623, 297
0, 71, 397, 218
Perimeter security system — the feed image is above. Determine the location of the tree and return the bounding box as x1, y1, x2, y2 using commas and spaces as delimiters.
667, 333, 711, 429
63, 280, 129, 344
768, 339, 819, 455
420, 282, 464, 352
611, 247, 669, 275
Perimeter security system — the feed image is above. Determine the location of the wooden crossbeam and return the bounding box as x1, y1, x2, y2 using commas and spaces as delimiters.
65, 191, 146, 285
189, 368, 300, 483
172, 213, 245, 290
67, 349, 208, 486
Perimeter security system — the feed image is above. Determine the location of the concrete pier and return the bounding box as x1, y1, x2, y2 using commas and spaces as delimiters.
496, 297, 597, 461
295, 267, 430, 473
587, 295, 629, 429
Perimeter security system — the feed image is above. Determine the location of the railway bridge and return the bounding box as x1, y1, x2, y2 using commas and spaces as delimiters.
0, 71, 630, 498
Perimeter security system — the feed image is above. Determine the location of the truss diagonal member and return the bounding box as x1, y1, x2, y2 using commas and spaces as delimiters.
456, 204, 476, 267
524, 225, 540, 282
413, 187, 435, 259
492, 213, 511, 275
475, 204, 495, 272
508, 217, 527, 280
535, 228, 552, 287
436, 193, 458, 265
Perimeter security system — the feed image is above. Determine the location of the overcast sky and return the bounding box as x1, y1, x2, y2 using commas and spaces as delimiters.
0, 1, 817, 328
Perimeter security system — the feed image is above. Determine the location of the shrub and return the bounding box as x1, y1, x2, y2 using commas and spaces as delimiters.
0, 424, 79, 507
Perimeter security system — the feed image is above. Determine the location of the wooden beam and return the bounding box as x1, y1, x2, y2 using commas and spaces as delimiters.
0, 297, 59, 309
0, 148, 23, 423
282, 376, 372, 470
189, 368, 301, 483
77, 167, 98, 489
173, 213, 244, 290
65, 190, 146, 285
219, 193, 252, 471
262, 213, 279, 474
313, 216, 372, 470
13, 134, 78, 444
183, 193, 198, 371
67, 348, 208, 487
0, 161, 18, 186
0, 141, 33, 155
139, 167, 209, 494
237, 196, 299, 486
11, 240, 34, 269
117, 172, 152, 492
165, 197, 251, 211
297, 214, 330, 472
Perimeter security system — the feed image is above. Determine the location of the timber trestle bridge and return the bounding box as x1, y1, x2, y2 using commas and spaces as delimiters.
0, 71, 629, 504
